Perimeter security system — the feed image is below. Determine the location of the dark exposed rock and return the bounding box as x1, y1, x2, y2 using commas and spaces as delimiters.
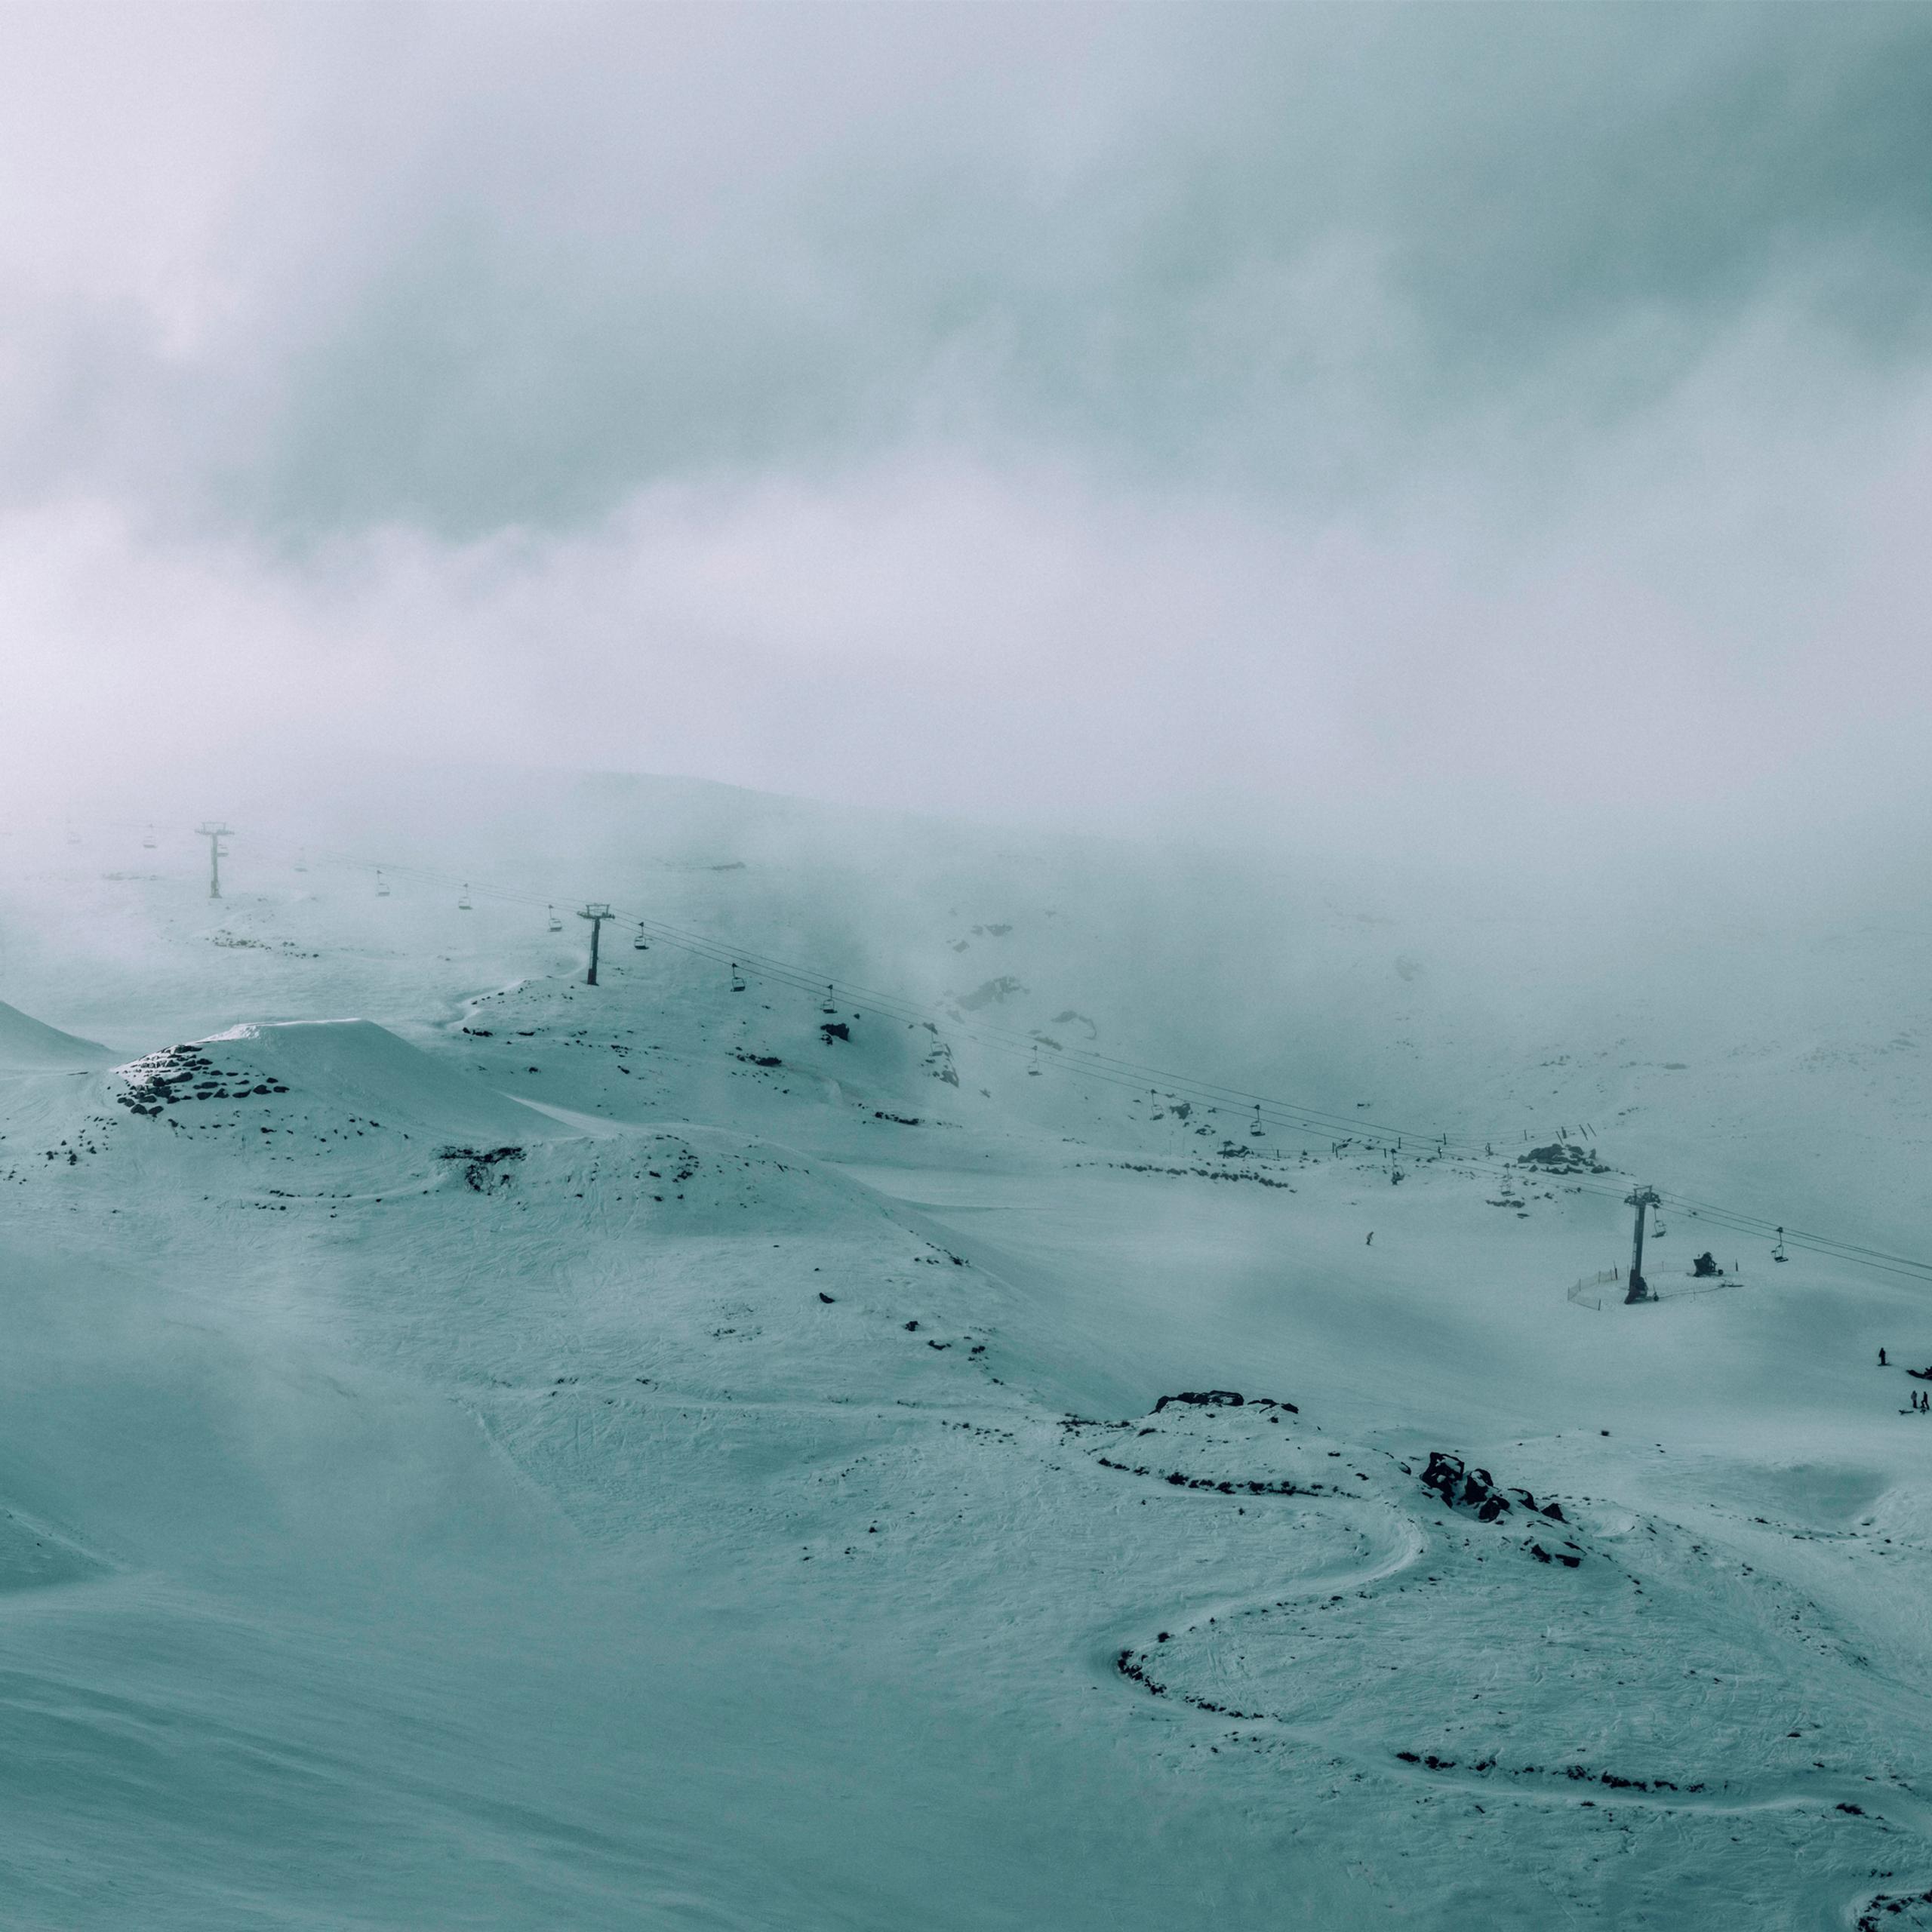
1423, 1451, 1576, 1555
955, 977, 1026, 1012
1420, 1451, 1466, 1506
438, 1145, 525, 1192
1519, 1141, 1610, 1174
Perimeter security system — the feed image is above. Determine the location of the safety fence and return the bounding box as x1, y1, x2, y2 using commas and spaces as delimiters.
1567, 1266, 1749, 1312
1567, 1269, 1622, 1311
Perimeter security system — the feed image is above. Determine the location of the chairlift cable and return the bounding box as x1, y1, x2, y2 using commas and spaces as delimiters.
75, 814, 1932, 1286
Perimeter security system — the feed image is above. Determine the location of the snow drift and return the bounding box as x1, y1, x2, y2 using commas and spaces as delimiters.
0, 997, 110, 1072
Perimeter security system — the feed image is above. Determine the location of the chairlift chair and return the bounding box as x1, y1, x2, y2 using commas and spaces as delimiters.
375, 872, 391, 897
294, 848, 306, 872
632, 928, 649, 950
547, 906, 563, 932
820, 983, 837, 1015
730, 963, 746, 992
142, 824, 157, 850
458, 885, 472, 911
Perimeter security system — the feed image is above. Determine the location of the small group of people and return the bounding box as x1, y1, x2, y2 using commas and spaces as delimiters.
1879, 1349, 1932, 1411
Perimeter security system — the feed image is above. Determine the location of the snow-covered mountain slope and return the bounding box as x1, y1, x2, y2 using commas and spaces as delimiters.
2, 796, 1931, 1929
112, 1015, 546, 1158
0, 995, 109, 1071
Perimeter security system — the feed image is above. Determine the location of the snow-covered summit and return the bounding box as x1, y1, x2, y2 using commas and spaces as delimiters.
112, 1017, 543, 1148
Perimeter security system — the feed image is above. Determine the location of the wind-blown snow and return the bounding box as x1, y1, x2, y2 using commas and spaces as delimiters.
0, 801, 1929, 1930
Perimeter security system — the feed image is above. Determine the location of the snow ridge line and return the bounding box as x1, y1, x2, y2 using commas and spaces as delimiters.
69, 816, 1932, 1287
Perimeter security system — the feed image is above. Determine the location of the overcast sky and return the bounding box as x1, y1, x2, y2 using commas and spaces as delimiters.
5, 2, 1931, 878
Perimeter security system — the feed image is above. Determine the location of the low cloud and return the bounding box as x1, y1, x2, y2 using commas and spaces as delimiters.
4, 2, 1930, 896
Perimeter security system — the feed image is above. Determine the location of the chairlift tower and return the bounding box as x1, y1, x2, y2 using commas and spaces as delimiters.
578, 903, 611, 986
1624, 1185, 1661, 1303
195, 823, 232, 900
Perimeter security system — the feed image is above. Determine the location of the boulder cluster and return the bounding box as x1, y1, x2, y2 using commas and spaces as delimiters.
1518, 1141, 1609, 1175
1419, 1450, 1565, 1525
438, 1145, 526, 1192
115, 1044, 287, 1118
1152, 1389, 1298, 1414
